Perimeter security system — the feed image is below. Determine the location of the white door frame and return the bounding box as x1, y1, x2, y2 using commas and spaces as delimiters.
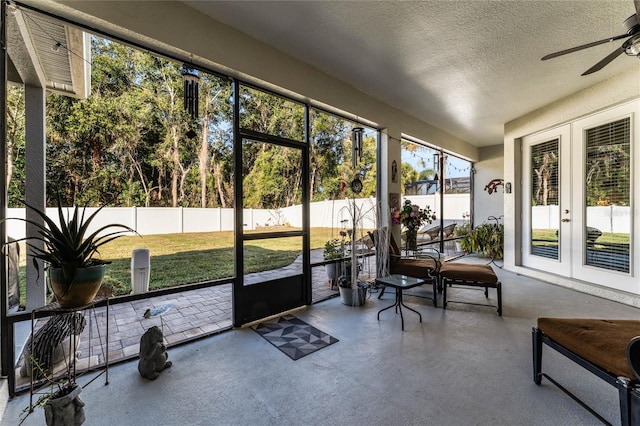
522, 124, 572, 276
569, 101, 639, 294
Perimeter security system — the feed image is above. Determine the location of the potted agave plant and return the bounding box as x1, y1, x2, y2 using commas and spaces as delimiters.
10, 196, 135, 309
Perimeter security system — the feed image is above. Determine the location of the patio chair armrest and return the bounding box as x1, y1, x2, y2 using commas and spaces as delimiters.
418, 247, 441, 260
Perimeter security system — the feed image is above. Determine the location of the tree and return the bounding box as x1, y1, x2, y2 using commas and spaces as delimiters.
6, 86, 25, 207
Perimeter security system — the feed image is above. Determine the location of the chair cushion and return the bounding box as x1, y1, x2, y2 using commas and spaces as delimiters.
391, 257, 439, 278
439, 263, 497, 284
538, 317, 640, 380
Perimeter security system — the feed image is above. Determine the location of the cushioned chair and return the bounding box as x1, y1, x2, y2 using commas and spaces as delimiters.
533, 318, 640, 425
369, 231, 441, 307
440, 262, 502, 316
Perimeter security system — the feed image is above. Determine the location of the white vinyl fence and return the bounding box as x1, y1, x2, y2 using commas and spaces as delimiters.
5, 194, 472, 239
532, 205, 630, 234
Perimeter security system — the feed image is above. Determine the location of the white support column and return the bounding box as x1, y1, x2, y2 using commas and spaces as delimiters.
381, 128, 402, 242
24, 84, 46, 311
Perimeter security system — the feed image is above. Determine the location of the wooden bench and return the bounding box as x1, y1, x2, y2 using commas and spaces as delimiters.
532, 318, 640, 424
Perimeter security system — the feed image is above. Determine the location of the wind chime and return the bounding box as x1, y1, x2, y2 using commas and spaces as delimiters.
183, 67, 199, 139
350, 127, 364, 194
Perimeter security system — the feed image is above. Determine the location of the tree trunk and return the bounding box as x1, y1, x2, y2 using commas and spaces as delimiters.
199, 112, 210, 208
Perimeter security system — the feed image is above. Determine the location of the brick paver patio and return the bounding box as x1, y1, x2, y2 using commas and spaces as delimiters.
14, 250, 376, 390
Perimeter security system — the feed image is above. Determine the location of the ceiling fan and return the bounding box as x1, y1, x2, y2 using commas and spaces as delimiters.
541, 0, 640, 76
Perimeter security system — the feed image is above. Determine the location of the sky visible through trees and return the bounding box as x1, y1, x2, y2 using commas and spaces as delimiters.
7, 36, 377, 210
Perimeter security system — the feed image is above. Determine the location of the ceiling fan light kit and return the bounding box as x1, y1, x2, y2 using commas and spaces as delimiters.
542, 1, 640, 75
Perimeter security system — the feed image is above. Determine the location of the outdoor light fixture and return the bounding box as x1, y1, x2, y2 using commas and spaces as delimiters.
182, 68, 200, 120
351, 127, 364, 167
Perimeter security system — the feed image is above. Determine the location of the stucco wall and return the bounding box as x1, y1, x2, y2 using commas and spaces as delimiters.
473, 144, 504, 226
503, 66, 640, 305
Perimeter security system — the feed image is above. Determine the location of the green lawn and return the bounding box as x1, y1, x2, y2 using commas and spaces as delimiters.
17, 227, 355, 304
532, 229, 629, 245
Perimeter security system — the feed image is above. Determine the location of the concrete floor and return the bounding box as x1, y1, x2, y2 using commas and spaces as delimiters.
3, 257, 639, 425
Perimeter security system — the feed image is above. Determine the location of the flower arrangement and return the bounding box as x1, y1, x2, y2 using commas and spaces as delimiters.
392, 199, 434, 231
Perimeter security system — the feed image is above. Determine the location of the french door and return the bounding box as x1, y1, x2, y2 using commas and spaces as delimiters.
523, 100, 639, 294
522, 125, 572, 276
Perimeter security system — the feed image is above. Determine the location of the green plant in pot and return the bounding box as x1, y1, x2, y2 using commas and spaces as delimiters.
21, 355, 85, 426
323, 238, 345, 283
454, 223, 470, 237
10, 197, 135, 309
460, 221, 504, 260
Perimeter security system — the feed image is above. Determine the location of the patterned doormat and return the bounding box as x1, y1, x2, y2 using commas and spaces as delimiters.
252, 315, 338, 360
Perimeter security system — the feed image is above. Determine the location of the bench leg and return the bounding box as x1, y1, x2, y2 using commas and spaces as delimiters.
532, 327, 543, 385
618, 377, 633, 426
442, 277, 448, 309
431, 279, 438, 307
497, 282, 502, 316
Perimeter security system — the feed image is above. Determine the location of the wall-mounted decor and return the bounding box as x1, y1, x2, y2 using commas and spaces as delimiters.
484, 178, 504, 194
391, 160, 398, 183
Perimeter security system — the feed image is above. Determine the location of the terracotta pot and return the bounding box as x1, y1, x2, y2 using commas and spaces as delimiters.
49, 265, 105, 309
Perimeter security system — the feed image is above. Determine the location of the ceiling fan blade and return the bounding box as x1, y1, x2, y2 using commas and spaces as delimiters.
581, 46, 625, 75
541, 34, 628, 60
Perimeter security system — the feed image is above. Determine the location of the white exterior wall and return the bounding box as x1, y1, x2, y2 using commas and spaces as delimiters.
473, 144, 504, 225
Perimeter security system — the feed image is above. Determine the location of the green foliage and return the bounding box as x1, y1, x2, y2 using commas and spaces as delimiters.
460, 222, 504, 259
9, 35, 376, 211
19, 354, 78, 423
454, 223, 470, 236
323, 239, 345, 260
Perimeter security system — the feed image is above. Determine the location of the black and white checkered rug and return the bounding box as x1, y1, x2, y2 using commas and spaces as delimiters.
252, 315, 338, 360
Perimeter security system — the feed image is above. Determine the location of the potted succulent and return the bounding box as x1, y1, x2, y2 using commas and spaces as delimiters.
8, 196, 135, 308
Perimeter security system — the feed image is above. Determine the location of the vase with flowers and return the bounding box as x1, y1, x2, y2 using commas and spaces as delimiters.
392, 199, 434, 251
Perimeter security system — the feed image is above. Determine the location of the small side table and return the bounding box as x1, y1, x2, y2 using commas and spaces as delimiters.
376, 275, 425, 330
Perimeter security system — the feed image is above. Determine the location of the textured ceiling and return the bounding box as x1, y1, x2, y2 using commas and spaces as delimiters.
184, 0, 640, 147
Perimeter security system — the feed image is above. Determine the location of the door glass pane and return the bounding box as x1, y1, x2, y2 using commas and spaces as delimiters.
238, 85, 305, 142
585, 118, 630, 272
242, 138, 303, 232
242, 138, 303, 283
530, 139, 559, 259
243, 236, 302, 283
400, 141, 440, 250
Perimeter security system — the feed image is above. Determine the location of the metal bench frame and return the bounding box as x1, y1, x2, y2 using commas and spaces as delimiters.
532, 327, 639, 425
